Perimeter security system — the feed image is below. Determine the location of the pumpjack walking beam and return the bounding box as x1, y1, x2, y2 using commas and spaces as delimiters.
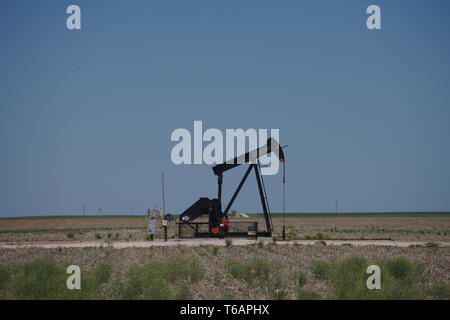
212, 138, 285, 237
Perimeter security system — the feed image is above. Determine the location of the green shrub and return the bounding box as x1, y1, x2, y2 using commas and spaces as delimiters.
311, 259, 331, 280
12, 259, 98, 300
270, 274, 287, 300
315, 232, 324, 240
424, 242, 440, 248
226, 257, 273, 285
95, 234, 102, 239
296, 271, 307, 288
329, 256, 368, 299
67, 231, 75, 239
304, 234, 313, 240
0, 264, 11, 290
225, 239, 232, 248
121, 258, 204, 300
385, 257, 415, 280
212, 246, 219, 256
313, 256, 429, 300
287, 231, 297, 239
94, 262, 113, 284
257, 239, 264, 248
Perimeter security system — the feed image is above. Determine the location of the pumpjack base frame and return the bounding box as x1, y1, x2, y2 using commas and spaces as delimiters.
178, 221, 269, 239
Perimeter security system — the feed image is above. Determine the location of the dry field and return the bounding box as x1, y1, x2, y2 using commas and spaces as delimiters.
0, 214, 449, 243
0, 214, 449, 299
0, 242, 448, 299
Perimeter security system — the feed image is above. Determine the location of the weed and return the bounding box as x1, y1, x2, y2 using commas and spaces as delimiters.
121, 257, 204, 299
66, 231, 75, 239
385, 257, 418, 280
295, 271, 307, 288
315, 232, 324, 240
311, 259, 331, 280
94, 262, 113, 284
287, 230, 297, 239
11, 259, 98, 299
0, 265, 11, 290
225, 239, 232, 248
226, 256, 273, 286
95, 234, 102, 240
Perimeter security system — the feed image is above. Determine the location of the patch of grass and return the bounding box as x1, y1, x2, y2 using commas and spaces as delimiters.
287, 230, 297, 239
270, 274, 288, 300
121, 257, 205, 300
226, 256, 274, 286
311, 259, 331, 280
212, 246, 219, 256
225, 239, 232, 248
315, 232, 325, 240
0, 264, 11, 290
310, 256, 429, 300
295, 270, 307, 288
257, 239, 264, 248
94, 262, 113, 284
304, 234, 313, 240
11, 259, 99, 299
385, 257, 416, 280
424, 242, 440, 248
426, 283, 450, 300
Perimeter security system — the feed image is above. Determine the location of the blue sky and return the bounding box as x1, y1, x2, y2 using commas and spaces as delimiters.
0, 1, 449, 217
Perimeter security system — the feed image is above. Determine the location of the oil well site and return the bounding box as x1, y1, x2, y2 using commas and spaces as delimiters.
0, 138, 449, 300
1, 1, 450, 306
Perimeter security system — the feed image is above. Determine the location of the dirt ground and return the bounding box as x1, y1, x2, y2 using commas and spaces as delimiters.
0, 215, 449, 243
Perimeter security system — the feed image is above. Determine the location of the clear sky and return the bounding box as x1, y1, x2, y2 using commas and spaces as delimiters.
1, 1, 449, 217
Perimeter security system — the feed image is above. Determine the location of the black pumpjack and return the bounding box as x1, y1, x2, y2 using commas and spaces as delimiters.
178, 138, 285, 239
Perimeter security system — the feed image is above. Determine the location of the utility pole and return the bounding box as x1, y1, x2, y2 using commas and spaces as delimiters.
162, 172, 167, 241
335, 201, 338, 215
82, 204, 85, 216
162, 172, 166, 216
